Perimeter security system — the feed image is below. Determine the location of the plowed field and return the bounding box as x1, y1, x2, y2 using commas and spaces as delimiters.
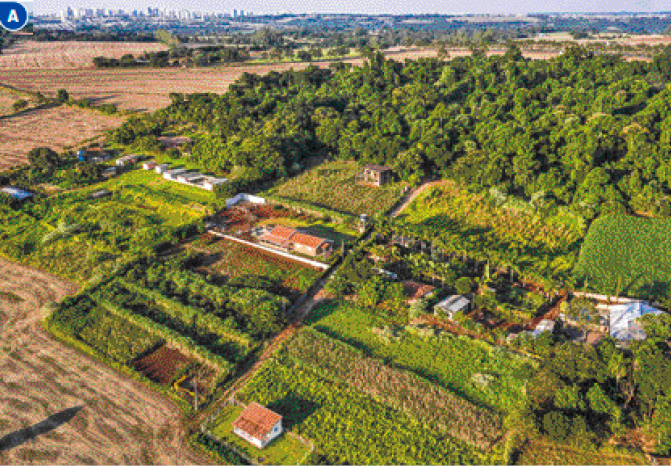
0, 258, 210, 464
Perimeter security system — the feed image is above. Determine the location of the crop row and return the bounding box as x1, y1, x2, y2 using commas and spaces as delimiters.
283, 328, 502, 449
237, 358, 489, 465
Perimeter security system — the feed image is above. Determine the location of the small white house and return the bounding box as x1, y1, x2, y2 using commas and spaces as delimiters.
177, 172, 204, 183
233, 402, 283, 449
155, 164, 170, 174
434, 295, 471, 318
142, 161, 157, 170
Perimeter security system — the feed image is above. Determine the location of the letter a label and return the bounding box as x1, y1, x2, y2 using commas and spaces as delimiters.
0, 2, 28, 31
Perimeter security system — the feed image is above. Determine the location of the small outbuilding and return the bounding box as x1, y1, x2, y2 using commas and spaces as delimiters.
102, 167, 118, 178
1, 186, 33, 202
610, 301, 663, 342
142, 161, 157, 170
203, 177, 228, 191
358, 165, 393, 187
233, 402, 283, 449
434, 295, 471, 319
163, 168, 188, 180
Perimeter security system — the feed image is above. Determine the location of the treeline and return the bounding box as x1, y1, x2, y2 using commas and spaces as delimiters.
92, 46, 249, 68
33, 29, 158, 42
110, 45, 671, 220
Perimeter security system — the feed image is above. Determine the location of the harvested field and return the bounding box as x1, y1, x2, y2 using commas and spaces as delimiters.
133, 345, 192, 385
0, 40, 168, 70
0, 106, 123, 170
0, 258, 211, 465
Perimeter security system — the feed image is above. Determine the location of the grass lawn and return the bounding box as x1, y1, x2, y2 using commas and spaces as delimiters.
99, 168, 216, 205
209, 405, 311, 465
309, 302, 534, 414
257, 216, 358, 245
267, 160, 407, 217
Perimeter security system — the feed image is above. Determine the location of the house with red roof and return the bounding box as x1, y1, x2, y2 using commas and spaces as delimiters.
233, 402, 283, 449
259, 226, 333, 257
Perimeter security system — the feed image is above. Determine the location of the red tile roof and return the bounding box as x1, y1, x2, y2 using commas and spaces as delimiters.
260, 233, 288, 247
233, 403, 282, 440
402, 281, 436, 301
290, 232, 331, 250
268, 226, 297, 240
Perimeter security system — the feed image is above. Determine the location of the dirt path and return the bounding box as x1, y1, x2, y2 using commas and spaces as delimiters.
0, 258, 211, 465
389, 180, 449, 218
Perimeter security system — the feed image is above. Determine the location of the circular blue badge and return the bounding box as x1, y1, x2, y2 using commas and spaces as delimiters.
0, 2, 28, 32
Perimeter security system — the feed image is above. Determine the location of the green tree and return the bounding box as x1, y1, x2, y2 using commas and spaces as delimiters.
56, 88, 69, 103
12, 99, 28, 113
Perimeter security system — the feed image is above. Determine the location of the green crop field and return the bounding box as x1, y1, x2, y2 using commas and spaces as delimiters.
309, 302, 535, 414
267, 160, 407, 217
237, 357, 490, 465
574, 215, 671, 300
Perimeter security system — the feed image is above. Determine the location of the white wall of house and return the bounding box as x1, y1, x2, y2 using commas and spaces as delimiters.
233, 427, 265, 449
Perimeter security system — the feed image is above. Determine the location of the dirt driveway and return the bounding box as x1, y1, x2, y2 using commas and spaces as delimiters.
0, 258, 210, 464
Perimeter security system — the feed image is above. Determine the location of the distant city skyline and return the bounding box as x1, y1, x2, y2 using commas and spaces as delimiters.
36, 0, 665, 16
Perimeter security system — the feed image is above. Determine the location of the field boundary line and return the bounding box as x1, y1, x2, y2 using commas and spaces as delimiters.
208, 230, 329, 269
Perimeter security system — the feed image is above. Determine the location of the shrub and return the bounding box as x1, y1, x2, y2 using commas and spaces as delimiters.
542, 411, 572, 440
455, 277, 473, 295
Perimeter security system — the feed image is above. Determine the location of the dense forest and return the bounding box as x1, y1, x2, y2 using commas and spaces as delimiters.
113, 46, 671, 218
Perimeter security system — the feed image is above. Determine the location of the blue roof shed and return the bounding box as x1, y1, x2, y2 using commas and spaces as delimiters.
1, 187, 33, 201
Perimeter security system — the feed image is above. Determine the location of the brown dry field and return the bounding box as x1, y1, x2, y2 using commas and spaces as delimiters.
0, 48, 566, 114
0, 106, 123, 170
0, 41, 169, 70
0, 258, 211, 465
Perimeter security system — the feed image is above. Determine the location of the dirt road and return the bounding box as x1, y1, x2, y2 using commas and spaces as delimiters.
0, 258, 211, 465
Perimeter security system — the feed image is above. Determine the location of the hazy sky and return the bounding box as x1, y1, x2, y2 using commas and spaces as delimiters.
36, 0, 664, 16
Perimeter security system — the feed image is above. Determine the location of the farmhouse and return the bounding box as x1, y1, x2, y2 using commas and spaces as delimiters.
402, 281, 436, 303
610, 301, 663, 342
233, 403, 283, 449
434, 295, 471, 318
1, 186, 33, 201
259, 226, 333, 257
357, 165, 393, 187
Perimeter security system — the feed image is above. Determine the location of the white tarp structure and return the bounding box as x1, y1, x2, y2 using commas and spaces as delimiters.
609, 301, 663, 341
434, 295, 470, 319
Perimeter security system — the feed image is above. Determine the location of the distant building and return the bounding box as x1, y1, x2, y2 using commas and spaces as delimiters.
357, 165, 393, 187
233, 402, 283, 449
1, 186, 33, 201
116, 154, 140, 167
202, 177, 228, 191
402, 281, 436, 303
142, 161, 157, 170
163, 168, 189, 180
102, 167, 118, 178
434, 295, 470, 319
158, 136, 191, 150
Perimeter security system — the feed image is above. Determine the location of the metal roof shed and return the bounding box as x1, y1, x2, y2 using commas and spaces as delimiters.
434, 295, 470, 318
610, 301, 663, 341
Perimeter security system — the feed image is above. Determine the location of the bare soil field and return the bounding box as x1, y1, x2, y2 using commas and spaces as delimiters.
0, 258, 210, 465
0, 40, 168, 70
0, 106, 123, 170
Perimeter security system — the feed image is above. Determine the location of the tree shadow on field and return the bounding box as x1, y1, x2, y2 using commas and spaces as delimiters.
622, 272, 646, 296
0, 405, 84, 452
267, 395, 320, 430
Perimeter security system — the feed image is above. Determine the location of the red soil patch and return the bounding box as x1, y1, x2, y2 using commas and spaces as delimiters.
133, 345, 192, 385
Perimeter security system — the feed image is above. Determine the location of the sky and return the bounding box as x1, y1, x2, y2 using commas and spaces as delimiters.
36, 0, 664, 16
